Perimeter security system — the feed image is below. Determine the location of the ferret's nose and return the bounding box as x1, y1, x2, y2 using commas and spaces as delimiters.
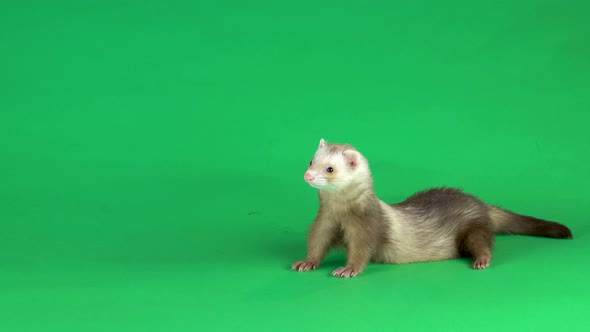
304, 171, 315, 182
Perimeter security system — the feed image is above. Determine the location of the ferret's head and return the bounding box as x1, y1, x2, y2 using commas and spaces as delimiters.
303, 139, 370, 192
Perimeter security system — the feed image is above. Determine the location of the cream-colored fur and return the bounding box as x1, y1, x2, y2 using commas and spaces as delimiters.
295, 139, 572, 277
375, 201, 460, 264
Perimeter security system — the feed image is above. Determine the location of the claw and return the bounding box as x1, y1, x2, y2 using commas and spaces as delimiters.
292, 260, 318, 272
332, 266, 361, 278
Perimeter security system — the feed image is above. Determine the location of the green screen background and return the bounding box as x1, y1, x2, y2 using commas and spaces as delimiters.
1, 1, 589, 331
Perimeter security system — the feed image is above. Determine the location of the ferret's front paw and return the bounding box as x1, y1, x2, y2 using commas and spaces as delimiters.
292, 260, 318, 272
332, 266, 361, 278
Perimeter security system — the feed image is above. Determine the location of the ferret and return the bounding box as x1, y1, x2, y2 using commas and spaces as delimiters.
292, 139, 573, 278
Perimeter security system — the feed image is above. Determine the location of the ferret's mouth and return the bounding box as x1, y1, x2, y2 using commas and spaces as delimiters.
308, 181, 339, 192
308, 182, 325, 189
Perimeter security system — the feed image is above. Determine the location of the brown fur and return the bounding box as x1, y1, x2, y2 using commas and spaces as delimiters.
489, 206, 573, 238
293, 140, 574, 277
304, 182, 389, 276
455, 217, 495, 269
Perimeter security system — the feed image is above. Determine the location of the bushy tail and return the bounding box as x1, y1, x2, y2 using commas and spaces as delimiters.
488, 206, 573, 239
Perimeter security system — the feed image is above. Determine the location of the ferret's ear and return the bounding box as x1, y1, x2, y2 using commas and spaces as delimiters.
319, 138, 326, 148
343, 150, 359, 169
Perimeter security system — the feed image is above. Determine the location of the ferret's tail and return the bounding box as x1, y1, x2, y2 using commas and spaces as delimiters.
488, 206, 573, 239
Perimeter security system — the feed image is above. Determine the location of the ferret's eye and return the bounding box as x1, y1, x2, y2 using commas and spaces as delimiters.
326, 167, 334, 173
309, 160, 313, 166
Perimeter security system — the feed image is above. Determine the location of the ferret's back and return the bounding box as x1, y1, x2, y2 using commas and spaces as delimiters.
375, 188, 491, 264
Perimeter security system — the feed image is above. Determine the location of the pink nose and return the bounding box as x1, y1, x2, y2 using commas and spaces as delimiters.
304, 171, 315, 182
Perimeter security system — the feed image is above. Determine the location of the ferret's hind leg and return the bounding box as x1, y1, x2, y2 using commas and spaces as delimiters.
457, 220, 495, 270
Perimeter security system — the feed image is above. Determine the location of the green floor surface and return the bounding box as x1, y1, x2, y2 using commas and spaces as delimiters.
1, 1, 589, 331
